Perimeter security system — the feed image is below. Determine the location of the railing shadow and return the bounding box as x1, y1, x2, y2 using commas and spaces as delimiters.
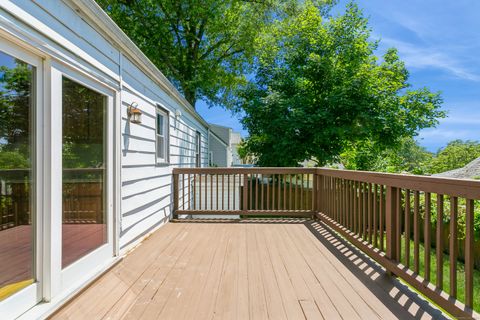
304, 219, 450, 320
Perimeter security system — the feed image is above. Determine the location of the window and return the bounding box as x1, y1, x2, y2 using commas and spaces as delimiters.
156, 105, 169, 163
195, 131, 201, 167
0, 49, 36, 299
62, 76, 107, 268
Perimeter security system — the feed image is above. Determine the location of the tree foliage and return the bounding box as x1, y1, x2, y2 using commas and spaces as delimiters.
429, 140, 480, 174
0, 60, 33, 169
237, 2, 444, 167
340, 137, 433, 174
96, 0, 328, 107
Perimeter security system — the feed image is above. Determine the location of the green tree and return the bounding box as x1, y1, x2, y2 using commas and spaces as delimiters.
237, 2, 444, 167
340, 137, 433, 174
429, 140, 480, 174
96, 0, 330, 107
0, 60, 34, 169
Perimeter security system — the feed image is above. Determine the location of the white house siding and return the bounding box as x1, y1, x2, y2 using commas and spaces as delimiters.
209, 132, 229, 167
0, 1, 208, 317
119, 57, 208, 252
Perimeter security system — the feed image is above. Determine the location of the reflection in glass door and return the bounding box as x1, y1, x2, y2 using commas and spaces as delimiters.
62, 77, 107, 268
0, 51, 35, 300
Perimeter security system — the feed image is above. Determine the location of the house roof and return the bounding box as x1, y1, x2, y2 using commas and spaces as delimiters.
432, 157, 480, 179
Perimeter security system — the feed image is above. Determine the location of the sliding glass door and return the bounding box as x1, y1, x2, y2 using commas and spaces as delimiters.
62, 77, 107, 268
0, 36, 116, 317
56, 67, 114, 291
0, 39, 42, 318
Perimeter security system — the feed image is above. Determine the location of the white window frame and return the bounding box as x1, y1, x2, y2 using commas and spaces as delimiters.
156, 105, 170, 164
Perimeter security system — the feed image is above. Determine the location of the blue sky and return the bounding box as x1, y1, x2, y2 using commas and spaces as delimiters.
196, 0, 480, 153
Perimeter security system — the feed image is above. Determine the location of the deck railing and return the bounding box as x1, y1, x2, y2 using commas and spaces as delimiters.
173, 168, 316, 216
172, 167, 480, 319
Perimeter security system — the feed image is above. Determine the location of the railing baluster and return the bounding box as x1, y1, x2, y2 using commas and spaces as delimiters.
362, 183, 367, 240
228, 174, 230, 210
295, 175, 298, 211
278, 174, 281, 210
379, 185, 385, 251
395, 188, 402, 262
173, 173, 179, 218
261, 174, 264, 210
436, 194, 443, 289
289, 174, 292, 211
188, 173, 191, 210
199, 174, 202, 210
255, 174, 258, 210
233, 174, 236, 210
373, 184, 378, 248
404, 190, 411, 268
465, 198, 474, 308
450, 196, 458, 298
267, 174, 270, 211
216, 174, 219, 210
243, 173, 248, 212
272, 174, 276, 211
368, 183, 373, 244
221, 174, 225, 210
210, 174, 213, 210
424, 192, 431, 281
205, 174, 208, 210
414, 190, 420, 274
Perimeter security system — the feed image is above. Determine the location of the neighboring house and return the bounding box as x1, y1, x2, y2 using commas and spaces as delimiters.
208, 123, 243, 167
230, 131, 243, 166
0, 1, 208, 318
433, 157, 480, 180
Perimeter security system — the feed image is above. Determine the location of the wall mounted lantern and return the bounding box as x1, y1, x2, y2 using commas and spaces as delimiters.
128, 102, 142, 124
174, 109, 182, 129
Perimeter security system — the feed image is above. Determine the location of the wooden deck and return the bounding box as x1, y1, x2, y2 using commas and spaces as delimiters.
52, 219, 449, 320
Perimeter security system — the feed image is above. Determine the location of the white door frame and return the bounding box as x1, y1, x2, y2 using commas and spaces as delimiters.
47, 60, 116, 296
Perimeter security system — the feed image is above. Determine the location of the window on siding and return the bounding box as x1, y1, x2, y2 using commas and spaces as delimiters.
156, 105, 169, 164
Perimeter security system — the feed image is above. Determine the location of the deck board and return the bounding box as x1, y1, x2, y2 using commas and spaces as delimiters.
51, 219, 450, 320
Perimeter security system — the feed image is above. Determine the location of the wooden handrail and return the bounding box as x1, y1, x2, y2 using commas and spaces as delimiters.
173, 167, 317, 174
317, 168, 480, 199
172, 167, 480, 318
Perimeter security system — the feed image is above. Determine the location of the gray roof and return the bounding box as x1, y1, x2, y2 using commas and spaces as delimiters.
432, 157, 480, 179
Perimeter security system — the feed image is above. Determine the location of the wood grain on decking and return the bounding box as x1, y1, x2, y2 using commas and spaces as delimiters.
51, 219, 449, 320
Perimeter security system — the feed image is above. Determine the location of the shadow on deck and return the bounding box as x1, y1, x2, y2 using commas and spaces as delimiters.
51, 219, 448, 319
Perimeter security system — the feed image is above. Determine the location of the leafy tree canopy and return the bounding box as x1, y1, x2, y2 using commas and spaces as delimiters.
237, 2, 445, 167
429, 140, 480, 174
96, 0, 333, 107
340, 137, 433, 175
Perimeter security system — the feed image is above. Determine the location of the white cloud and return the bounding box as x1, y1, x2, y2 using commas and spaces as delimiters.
378, 37, 480, 82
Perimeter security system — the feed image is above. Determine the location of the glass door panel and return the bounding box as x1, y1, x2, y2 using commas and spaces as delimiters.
0, 51, 35, 300
62, 77, 107, 268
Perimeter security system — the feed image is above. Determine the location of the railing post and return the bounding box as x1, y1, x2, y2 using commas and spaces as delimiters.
312, 173, 318, 214
317, 174, 323, 214
243, 173, 249, 214
385, 186, 397, 273
173, 173, 179, 219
